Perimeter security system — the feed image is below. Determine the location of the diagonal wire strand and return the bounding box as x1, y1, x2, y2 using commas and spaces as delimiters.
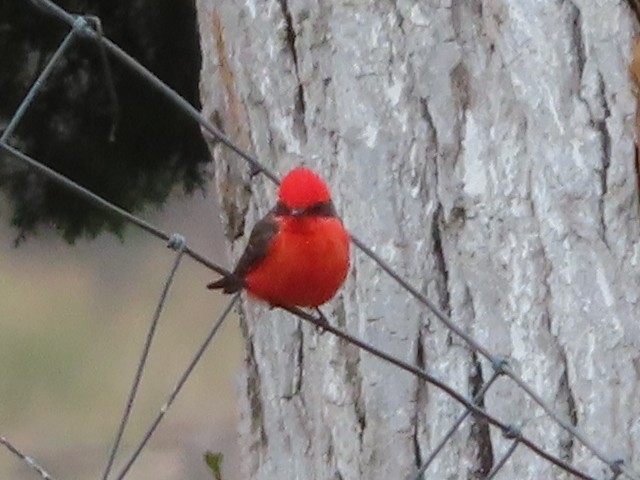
0, 143, 229, 278
101, 241, 187, 480
28, 0, 279, 184
0, 436, 55, 480
351, 236, 628, 478
486, 440, 520, 480
113, 294, 240, 480
283, 307, 597, 480
410, 370, 501, 480
0, 18, 80, 143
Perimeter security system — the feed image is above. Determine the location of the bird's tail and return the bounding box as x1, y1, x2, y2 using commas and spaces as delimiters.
207, 274, 245, 294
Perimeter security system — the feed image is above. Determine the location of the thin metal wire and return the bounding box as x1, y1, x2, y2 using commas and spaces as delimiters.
410, 370, 501, 480
0, 143, 230, 279
101, 241, 186, 480
350, 236, 497, 360
28, 0, 279, 184
0, 19, 80, 143
282, 307, 596, 480
4, 2, 637, 479
114, 293, 240, 480
0, 436, 55, 480
486, 440, 520, 480
351, 237, 625, 478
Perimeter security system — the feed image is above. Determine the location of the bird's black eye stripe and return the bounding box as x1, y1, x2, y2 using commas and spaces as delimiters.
273, 200, 337, 217
304, 201, 337, 217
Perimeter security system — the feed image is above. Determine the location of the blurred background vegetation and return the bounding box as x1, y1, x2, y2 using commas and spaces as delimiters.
1, 0, 210, 244
1, 1, 242, 478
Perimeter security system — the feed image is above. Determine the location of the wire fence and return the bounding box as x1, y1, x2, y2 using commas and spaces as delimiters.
1, 1, 638, 479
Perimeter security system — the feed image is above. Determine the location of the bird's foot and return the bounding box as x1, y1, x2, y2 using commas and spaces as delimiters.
313, 308, 330, 334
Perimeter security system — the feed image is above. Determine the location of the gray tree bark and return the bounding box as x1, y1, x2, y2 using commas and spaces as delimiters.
196, 1, 640, 478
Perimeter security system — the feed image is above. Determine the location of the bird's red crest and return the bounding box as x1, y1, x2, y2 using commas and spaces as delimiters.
278, 167, 331, 209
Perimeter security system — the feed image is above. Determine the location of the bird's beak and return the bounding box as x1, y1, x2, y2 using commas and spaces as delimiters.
290, 208, 305, 217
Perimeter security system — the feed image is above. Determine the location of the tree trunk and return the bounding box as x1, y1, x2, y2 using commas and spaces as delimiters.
196, 1, 640, 478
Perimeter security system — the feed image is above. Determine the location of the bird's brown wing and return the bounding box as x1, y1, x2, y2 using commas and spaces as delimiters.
207, 212, 280, 293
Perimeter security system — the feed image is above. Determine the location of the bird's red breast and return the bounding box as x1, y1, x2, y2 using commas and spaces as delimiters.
208, 167, 350, 308
244, 213, 350, 307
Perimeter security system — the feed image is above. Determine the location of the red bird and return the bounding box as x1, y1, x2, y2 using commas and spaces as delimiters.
208, 167, 350, 308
